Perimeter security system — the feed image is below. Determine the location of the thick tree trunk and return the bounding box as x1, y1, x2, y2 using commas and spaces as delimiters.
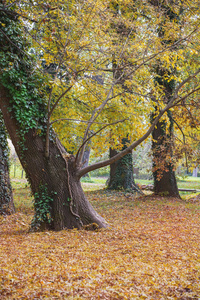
152, 110, 180, 197
150, 0, 181, 198
107, 138, 137, 191
0, 87, 107, 231
0, 113, 15, 215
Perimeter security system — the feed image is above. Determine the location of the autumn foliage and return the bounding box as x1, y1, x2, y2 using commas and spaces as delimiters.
1, 189, 200, 299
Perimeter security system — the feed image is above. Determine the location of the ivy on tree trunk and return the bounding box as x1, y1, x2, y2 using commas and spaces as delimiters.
0, 112, 15, 215
151, 1, 180, 198
107, 138, 137, 191
152, 110, 180, 197
0, 7, 107, 231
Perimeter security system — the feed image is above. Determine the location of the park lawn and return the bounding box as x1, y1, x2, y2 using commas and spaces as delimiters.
0, 182, 200, 299
135, 177, 200, 190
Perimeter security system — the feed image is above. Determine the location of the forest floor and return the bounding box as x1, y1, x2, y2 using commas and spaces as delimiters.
0, 180, 200, 299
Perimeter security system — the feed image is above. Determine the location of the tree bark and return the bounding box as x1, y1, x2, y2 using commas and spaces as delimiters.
0, 112, 15, 215
152, 110, 180, 197
107, 138, 137, 191
81, 147, 90, 178
151, 1, 180, 198
0, 86, 107, 230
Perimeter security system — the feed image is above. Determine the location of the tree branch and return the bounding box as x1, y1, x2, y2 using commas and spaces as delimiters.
170, 86, 200, 108
0, 7, 37, 22
75, 118, 127, 165
77, 68, 200, 178
0, 28, 31, 58
76, 28, 200, 163
50, 118, 122, 125
173, 118, 189, 173
76, 82, 116, 167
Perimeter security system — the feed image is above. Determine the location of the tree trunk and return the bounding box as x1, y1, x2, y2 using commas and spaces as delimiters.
82, 147, 90, 178
152, 110, 180, 197
0, 113, 15, 215
150, 2, 181, 198
107, 138, 137, 191
0, 86, 107, 231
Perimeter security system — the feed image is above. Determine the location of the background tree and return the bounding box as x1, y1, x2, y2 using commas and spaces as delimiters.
107, 1, 138, 191
0, 112, 15, 215
149, 0, 200, 196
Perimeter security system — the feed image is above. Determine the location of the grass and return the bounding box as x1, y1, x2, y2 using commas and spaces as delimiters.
10, 163, 200, 191
135, 177, 200, 189
10, 175, 200, 213
13, 186, 33, 213
10, 164, 25, 180
81, 176, 107, 184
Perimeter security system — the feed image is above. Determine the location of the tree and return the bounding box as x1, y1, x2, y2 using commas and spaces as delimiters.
0, 112, 15, 215
0, 0, 199, 231
107, 137, 138, 191
150, 0, 199, 197
152, 110, 180, 196
107, 2, 138, 191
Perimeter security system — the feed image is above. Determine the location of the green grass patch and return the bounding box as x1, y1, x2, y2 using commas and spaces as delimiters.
10, 175, 200, 214
13, 186, 33, 213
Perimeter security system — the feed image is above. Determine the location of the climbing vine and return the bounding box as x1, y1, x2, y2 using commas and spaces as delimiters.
31, 184, 55, 231
108, 138, 137, 191
0, 112, 9, 161
0, 6, 57, 219
0, 112, 14, 215
0, 6, 48, 151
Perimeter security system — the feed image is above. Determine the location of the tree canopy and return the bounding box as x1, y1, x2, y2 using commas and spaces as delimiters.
5, 0, 199, 159
0, 0, 200, 229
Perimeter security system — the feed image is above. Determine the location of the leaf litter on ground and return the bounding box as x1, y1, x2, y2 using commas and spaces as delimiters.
0, 188, 200, 299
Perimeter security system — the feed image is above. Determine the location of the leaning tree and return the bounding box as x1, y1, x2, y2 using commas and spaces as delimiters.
0, 0, 199, 231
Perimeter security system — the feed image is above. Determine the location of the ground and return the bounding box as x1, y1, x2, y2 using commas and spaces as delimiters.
0, 176, 200, 299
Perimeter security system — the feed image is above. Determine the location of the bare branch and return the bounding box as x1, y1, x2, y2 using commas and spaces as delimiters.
75, 118, 127, 165
76, 82, 116, 167
0, 7, 37, 22
50, 118, 123, 125
44, 31, 76, 159
77, 69, 200, 178
77, 108, 166, 178
49, 86, 73, 118
171, 86, 200, 108
173, 118, 189, 172
124, 27, 200, 82
174, 69, 200, 98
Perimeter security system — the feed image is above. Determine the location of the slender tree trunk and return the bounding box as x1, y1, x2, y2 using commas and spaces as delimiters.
0, 112, 15, 215
107, 138, 137, 191
82, 147, 90, 178
0, 86, 107, 231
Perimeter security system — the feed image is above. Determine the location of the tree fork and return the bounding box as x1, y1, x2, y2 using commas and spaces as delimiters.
0, 85, 107, 231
